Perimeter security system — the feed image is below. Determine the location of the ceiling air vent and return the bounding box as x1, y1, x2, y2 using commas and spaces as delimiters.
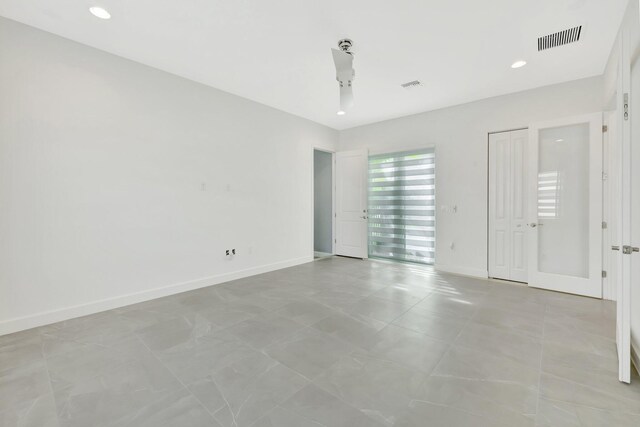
401, 80, 422, 90
538, 25, 582, 51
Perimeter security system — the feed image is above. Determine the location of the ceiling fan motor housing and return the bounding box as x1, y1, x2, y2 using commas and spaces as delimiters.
338, 39, 353, 54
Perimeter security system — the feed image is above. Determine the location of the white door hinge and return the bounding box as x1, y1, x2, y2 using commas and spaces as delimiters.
602, 125, 608, 133
602, 172, 608, 181
602, 270, 607, 278
602, 221, 608, 229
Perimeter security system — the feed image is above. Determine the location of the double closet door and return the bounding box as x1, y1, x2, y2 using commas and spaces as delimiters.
488, 129, 528, 282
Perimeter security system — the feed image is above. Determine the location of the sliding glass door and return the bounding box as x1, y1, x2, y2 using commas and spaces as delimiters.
368, 149, 435, 264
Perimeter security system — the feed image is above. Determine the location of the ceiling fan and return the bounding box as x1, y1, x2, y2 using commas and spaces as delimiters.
331, 39, 355, 115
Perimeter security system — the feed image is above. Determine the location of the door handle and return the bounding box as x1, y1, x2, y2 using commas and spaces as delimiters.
529, 223, 537, 228
621, 245, 640, 254
612, 246, 620, 251
360, 216, 368, 219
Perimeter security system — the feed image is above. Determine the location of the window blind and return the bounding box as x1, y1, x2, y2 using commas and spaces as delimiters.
368, 149, 435, 264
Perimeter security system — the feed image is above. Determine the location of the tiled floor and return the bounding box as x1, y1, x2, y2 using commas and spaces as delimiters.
1, 257, 639, 426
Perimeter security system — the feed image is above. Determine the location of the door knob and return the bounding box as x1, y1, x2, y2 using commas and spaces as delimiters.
360, 216, 368, 219
529, 223, 537, 228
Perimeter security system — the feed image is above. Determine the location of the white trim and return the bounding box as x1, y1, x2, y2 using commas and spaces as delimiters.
0, 256, 312, 337
435, 263, 488, 279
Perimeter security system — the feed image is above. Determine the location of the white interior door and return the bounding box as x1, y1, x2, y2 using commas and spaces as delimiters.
488, 129, 528, 282
527, 113, 603, 298
336, 149, 368, 258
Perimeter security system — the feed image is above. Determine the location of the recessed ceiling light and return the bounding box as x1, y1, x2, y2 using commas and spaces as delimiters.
556, 139, 564, 142
511, 60, 527, 69
89, 6, 111, 20
337, 110, 346, 116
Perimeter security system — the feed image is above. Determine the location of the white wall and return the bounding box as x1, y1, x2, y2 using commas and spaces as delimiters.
0, 17, 338, 335
313, 150, 333, 254
339, 76, 603, 278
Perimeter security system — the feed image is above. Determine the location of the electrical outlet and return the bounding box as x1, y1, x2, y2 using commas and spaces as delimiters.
225, 250, 230, 256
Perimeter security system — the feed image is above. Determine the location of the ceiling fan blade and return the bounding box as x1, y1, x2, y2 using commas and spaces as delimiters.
332, 48, 353, 77
340, 84, 354, 110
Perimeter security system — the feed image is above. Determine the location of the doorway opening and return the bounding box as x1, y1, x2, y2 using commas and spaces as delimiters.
313, 149, 334, 259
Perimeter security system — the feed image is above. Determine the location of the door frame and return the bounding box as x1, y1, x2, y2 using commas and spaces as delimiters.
311, 147, 336, 257
615, 27, 631, 383
487, 128, 528, 283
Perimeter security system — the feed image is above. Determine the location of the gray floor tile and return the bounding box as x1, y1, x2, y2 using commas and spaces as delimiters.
275, 299, 338, 326
345, 295, 415, 323
313, 350, 431, 425
0, 361, 52, 415
543, 319, 617, 360
0, 333, 44, 372
455, 322, 543, 368
210, 363, 308, 427
226, 313, 305, 350
45, 337, 151, 391
366, 325, 450, 374
433, 344, 540, 388
392, 308, 467, 342
394, 400, 526, 427
135, 315, 220, 353
410, 293, 480, 319
539, 371, 640, 414
536, 398, 640, 427
154, 330, 259, 385
265, 328, 356, 380
309, 289, 367, 311
0, 258, 636, 426
311, 312, 387, 350
112, 388, 221, 427
472, 305, 545, 338
281, 384, 386, 427
40, 312, 139, 359
52, 353, 182, 427
250, 406, 324, 427
416, 375, 537, 424
0, 392, 59, 427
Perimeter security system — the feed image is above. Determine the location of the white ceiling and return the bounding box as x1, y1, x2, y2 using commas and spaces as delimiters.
0, 0, 628, 130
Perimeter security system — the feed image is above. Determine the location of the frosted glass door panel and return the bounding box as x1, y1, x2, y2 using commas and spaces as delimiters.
537, 123, 590, 278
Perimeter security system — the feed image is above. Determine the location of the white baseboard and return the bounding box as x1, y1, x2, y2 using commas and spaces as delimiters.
0, 256, 312, 336
434, 263, 488, 279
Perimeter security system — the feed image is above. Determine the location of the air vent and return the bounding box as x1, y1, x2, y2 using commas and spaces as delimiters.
538, 25, 582, 51
400, 80, 422, 90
